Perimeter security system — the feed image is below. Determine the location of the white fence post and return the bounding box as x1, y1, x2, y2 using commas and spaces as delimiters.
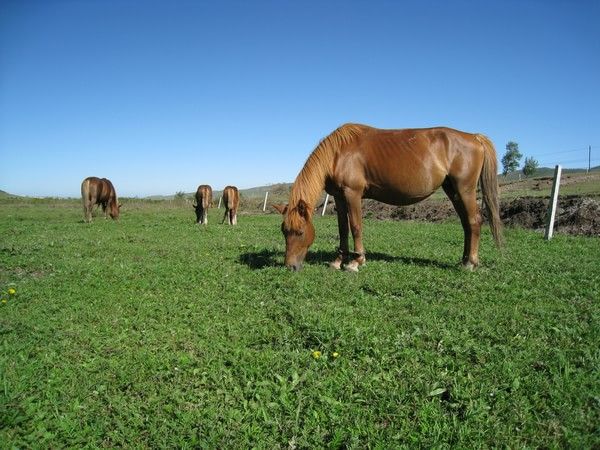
321, 193, 330, 217
544, 165, 562, 240
218, 196, 222, 209
262, 191, 269, 211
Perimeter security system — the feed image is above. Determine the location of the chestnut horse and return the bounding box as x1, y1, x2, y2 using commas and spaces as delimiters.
275, 124, 503, 271
222, 186, 239, 225
81, 176, 120, 223
194, 184, 212, 224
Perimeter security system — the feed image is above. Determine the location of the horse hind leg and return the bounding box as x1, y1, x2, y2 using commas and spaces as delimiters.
442, 178, 482, 270
83, 201, 92, 223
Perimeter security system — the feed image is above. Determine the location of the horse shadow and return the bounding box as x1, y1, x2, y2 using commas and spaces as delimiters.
238, 249, 454, 270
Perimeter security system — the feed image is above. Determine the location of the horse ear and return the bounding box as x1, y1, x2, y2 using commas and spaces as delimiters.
296, 199, 311, 219
192, 203, 197, 209
272, 204, 288, 215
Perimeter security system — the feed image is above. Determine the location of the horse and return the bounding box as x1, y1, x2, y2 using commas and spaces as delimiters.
193, 185, 212, 224
274, 123, 503, 272
221, 186, 239, 225
81, 176, 120, 223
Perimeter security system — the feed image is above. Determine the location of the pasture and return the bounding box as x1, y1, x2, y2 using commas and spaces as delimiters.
1, 199, 598, 448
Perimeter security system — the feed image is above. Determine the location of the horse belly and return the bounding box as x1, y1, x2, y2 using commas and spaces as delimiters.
364, 184, 437, 206
363, 163, 447, 206
359, 139, 448, 205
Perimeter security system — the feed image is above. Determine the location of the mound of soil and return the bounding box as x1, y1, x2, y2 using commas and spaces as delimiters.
361, 196, 600, 237
502, 196, 600, 237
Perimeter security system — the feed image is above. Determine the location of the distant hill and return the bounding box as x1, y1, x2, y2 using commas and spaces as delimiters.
0, 190, 17, 198
145, 183, 293, 201
500, 166, 596, 183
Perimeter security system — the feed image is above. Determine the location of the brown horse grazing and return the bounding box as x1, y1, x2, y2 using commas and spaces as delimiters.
221, 186, 239, 225
193, 184, 212, 224
81, 176, 120, 223
275, 123, 503, 272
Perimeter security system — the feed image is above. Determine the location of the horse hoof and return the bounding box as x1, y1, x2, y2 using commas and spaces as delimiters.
344, 261, 360, 273
461, 261, 476, 271
329, 260, 342, 270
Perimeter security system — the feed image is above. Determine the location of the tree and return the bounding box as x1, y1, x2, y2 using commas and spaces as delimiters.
174, 191, 186, 204
522, 156, 539, 177
501, 141, 523, 176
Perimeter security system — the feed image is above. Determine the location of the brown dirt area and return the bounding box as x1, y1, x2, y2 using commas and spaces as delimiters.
360, 195, 600, 237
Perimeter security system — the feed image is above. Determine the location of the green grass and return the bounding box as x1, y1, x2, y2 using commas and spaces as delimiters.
1, 201, 599, 448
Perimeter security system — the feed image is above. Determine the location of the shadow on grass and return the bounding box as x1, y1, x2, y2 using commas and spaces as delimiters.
238, 249, 455, 270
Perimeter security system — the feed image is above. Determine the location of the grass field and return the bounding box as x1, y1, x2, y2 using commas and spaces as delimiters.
1, 201, 599, 448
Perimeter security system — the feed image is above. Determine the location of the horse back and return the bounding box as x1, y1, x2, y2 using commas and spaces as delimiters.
82, 176, 115, 204
223, 186, 239, 210
332, 127, 484, 205
196, 185, 213, 208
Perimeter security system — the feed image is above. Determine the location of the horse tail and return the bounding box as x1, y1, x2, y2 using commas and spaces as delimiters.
476, 134, 504, 248
81, 178, 92, 222
81, 178, 90, 203
226, 192, 234, 210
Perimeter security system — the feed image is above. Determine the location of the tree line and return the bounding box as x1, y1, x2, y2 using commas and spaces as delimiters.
501, 141, 539, 178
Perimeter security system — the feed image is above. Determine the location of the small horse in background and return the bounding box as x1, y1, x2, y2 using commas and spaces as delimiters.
81, 177, 120, 223
275, 123, 503, 271
194, 184, 212, 224
222, 186, 239, 225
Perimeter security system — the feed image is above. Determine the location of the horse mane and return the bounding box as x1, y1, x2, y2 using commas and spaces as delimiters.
102, 178, 118, 207
286, 123, 366, 230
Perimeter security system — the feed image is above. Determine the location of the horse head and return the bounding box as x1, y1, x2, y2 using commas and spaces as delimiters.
109, 200, 120, 219
274, 199, 315, 271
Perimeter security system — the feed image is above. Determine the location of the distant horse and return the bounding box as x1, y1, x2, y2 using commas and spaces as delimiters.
81, 177, 120, 223
274, 124, 503, 271
222, 186, 239, 225
194, 184, 212, 224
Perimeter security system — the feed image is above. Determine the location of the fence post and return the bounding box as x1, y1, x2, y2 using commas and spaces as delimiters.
218, 197, 222, 209
321, 194, 330, 217
262, 191, 269, 211
544, 165, 562, 240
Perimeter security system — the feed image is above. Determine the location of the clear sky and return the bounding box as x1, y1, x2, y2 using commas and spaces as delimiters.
1, 0, 599, 197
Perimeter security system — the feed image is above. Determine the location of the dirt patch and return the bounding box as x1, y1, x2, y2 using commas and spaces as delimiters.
361, 195, 600, 237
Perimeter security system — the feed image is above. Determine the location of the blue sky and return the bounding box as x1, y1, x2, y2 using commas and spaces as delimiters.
1, 0, 599, 197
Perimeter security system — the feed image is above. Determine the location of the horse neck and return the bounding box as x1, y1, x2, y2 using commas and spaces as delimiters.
288, 149, 333, 210
109, 191, 118, 207
288, 123, 365, 210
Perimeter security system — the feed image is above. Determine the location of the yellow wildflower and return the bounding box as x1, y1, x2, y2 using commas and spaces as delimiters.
312, 350, 321, 359
1, 299, 6, 304
8, 288, 16, 296
332, 352, 339, 358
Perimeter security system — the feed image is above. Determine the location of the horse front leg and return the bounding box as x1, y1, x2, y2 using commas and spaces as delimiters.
344, 190, 366, 272
330, 195, 349, 270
